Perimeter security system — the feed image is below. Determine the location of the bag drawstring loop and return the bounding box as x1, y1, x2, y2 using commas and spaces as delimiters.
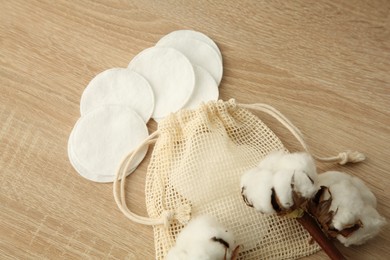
239, 102, 365, 165
114, 101, 365, 227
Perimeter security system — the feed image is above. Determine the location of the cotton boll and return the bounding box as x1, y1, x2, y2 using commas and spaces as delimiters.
318, 171, 376, 231
272, 170, 294, 209
277, 152, 316, 174
349, 174, 377, 207
167, 242, 225, 260
319, 171, 377, 207
317, 170, 346, 186
315, 171, 386, 246
262, 151, 318, 198
326, 181, 365, 231
241, 151, 318, 214
167, 215, 238, 260
291, 169, 319, 199
278, 152, 318, 186
240, 168, 275, 213
257, 150, 286, 171
336, 206, 387, 246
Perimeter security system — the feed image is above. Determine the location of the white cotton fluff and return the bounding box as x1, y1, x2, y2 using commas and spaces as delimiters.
240, 151, 319, 214
166, 215, 237, 260
240, 168, 274, 213
260, 151, 318, 198
318, 171, 387, 246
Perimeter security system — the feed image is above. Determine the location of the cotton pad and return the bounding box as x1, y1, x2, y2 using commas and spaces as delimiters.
154, 66, 218, 123
68, 129, 137, 183
68, 131, 119, 183
80, 68, 154, 122
159, 30, 222, 61
183, 65, 219, 110
156, 37, 223, 85
128, 47, 195, 119
68, 105, 148, 182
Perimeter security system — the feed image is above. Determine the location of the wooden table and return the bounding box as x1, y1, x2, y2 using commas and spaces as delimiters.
1, 1, 389, 259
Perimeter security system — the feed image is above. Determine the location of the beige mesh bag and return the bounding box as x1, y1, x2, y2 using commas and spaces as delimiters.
113, 99, 364, 259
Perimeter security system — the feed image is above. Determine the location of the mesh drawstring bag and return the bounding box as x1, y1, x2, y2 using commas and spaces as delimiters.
113, 99, 364, 259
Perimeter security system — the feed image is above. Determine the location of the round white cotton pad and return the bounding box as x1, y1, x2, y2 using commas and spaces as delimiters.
80, 68, 154, 122
68, 132, 117, 183
68, 105, 148, 182
156, 37, 223, 85
183, 66, 219, 110
128, 47, 195, 119
68, 131, 137, 183
159, 30, 222, 61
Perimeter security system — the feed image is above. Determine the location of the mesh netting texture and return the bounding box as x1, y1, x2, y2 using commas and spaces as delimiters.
145, 99, 320, 259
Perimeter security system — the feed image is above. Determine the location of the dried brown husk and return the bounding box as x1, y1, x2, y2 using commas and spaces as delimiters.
270, 182, 310, 216
241, 187, 253, 208
271, 172, 314, 215
241, 179, 346, 259
230, 245, 240, 260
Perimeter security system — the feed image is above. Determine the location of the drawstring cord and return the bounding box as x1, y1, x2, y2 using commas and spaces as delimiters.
113, 130, 191, 227
113, 101, 365, 227
239, 103, 365, 165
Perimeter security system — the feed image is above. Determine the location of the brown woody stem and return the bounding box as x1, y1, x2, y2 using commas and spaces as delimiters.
296, 212, 346, 260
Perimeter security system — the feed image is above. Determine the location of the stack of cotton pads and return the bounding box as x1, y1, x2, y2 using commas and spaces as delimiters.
68, 30, 222, 182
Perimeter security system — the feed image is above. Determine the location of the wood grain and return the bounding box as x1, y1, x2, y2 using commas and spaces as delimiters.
1, 0, 389, 259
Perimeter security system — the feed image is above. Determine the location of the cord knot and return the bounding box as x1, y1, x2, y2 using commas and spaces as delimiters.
162, 204, 192, 228
338, 150, 366, 165
175, 204, 192, 224
162, 210, 175, 227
